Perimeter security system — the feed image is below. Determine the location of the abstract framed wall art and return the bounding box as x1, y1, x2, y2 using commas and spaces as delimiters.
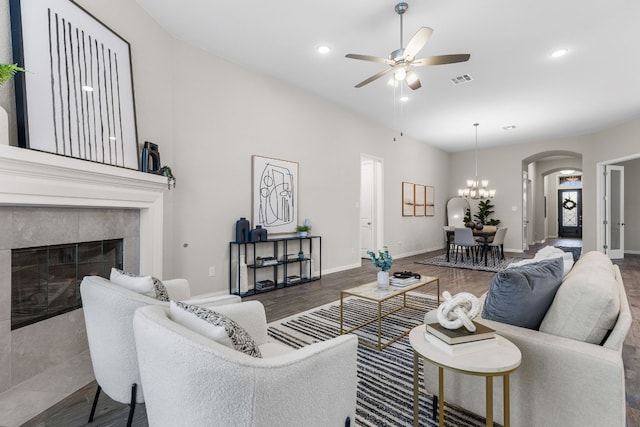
10, 0, 139, 169
426, 185, 435, 216
252, 155, 298, 234
402, 181, 415, 216
414, 184, 426, 216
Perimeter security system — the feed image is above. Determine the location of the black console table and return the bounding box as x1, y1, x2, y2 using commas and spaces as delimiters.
229, 236, 321, 296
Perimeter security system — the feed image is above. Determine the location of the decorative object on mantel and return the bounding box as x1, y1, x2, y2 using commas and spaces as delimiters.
0, 64, 26, 147
458, 123, 496, 199
159, 166, 176, 189
0, 63, 26, 86
252, 155, 298, 234
10, 0, 139, 169
368, 247, 393, 288
141, 141, 162, 173
436, 291, 481, 332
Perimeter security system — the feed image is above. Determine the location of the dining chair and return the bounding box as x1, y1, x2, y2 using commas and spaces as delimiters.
453, 227, 478, 265
488, 227, 508, 265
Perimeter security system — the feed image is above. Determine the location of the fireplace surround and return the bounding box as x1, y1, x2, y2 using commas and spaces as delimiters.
11, 239, 124, 330
0, 144, 167, 392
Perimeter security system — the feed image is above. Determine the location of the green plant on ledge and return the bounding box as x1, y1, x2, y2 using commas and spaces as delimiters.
159, 166, 176, 189
0, 63, 26, 86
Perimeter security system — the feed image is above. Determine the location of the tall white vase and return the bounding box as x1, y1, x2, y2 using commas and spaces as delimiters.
377, 271, 389, 288
238, 255, 248, 293
0, 106, 8, 146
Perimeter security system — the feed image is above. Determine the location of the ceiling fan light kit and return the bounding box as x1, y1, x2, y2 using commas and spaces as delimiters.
346, 2, 470, 91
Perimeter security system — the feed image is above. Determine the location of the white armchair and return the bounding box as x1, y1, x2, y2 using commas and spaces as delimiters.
80, 275, 240, 426
133, 301, 359, 427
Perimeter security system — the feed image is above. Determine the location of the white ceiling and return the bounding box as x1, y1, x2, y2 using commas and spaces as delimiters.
134, 0, 640, 152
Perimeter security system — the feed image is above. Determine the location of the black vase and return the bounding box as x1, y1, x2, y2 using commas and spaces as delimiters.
250, 225, 268, 242
235, 217, 250, 242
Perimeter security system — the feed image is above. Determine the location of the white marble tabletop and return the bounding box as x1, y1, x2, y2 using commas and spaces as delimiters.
409, 325, 521, 374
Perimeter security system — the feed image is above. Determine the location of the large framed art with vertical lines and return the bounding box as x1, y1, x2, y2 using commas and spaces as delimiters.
10, 0, 139, 169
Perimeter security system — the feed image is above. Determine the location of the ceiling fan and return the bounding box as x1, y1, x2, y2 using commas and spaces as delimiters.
346, 2, 470, 90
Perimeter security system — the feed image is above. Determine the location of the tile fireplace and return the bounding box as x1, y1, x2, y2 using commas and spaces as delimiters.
0, 144, 167, 392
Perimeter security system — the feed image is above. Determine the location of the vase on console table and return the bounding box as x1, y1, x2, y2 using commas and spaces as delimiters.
377, 271, 389, 288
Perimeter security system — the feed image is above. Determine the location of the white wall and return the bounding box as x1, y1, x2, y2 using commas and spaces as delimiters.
169, 42, 451, 293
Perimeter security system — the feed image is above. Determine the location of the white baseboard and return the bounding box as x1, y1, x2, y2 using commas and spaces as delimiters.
625, 250, 640, 255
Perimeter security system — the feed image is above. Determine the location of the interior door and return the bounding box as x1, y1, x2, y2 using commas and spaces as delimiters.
522, 171, 530, 251
360, 159, 375, 258
606, 165, 625, 259
558, 189, 582, 237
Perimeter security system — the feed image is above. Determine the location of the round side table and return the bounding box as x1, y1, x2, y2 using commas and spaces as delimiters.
409, 325, 521, 427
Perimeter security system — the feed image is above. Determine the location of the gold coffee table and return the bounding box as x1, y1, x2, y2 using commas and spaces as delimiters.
339, 276, 439, 350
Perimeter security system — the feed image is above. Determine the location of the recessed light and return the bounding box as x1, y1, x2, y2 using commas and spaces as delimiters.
400, 96, 409, 102
503, 125, 516, 130
82, 85, 94, 92
551, 48, 568, 58
317, 45, 330, 54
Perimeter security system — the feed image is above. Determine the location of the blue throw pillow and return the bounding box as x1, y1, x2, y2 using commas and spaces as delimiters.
482, 257, 564, 330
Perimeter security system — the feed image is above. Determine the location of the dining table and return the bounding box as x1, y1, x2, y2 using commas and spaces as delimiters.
445, 227, 499, 266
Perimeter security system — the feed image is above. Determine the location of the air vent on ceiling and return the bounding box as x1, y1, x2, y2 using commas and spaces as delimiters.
450, 74, 473, 85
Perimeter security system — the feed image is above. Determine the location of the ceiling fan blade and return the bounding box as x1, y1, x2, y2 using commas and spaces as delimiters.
403, 27, 433, 60
412, 54, 471, 67
405, 69, 421, 90
354, 68, 394, 88
345, 53, 393, 65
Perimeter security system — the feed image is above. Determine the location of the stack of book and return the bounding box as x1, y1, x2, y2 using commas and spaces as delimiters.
260, 257, 278, 266
425, 321, 497, 356
285, 275, 302, 284
255, 280, 275, 291
389, 276, 420, 287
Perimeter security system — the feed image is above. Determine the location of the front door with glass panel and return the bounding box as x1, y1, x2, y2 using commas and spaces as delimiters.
558, 189, 582, 237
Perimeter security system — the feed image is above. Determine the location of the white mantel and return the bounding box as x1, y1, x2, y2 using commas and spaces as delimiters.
0, 144, 167, 276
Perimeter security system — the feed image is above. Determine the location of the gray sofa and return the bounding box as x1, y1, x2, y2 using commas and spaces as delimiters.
424, 251, 632, 427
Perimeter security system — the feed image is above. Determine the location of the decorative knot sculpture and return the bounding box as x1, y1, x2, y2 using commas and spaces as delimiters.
436, 291, 481, 332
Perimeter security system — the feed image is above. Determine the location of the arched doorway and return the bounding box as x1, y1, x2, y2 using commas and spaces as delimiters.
521, 151, 583, 251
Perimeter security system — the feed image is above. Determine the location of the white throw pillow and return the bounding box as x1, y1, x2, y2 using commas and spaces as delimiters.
169, 300, 231, 347
507, 246, 574, 278
170, 301, 262, 358
110, 268, 156, 298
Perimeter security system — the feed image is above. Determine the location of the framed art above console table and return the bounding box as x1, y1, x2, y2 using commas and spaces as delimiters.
9, 0, 139, 170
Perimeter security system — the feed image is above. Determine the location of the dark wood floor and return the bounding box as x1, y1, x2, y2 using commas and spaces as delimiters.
24, 240, 640, 426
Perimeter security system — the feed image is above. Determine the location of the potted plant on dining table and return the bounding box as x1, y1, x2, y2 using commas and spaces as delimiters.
367, 247, 393, 288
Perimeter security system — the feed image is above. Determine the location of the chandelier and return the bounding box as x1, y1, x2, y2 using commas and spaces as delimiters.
458, 123, 496, 199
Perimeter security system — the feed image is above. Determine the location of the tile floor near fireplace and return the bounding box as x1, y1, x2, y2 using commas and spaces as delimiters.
0, 350, 93, 427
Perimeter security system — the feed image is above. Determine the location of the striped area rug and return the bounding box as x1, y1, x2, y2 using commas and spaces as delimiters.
267, 293, 492, 427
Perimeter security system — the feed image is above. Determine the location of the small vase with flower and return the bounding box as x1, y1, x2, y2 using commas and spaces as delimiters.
367, 247, 393, 288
